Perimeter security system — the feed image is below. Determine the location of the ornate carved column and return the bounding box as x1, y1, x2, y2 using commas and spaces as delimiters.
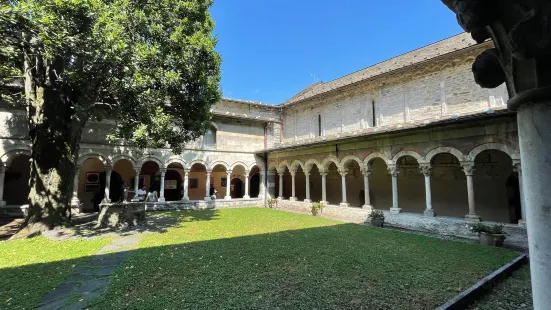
289, 168, 297, 201
158, 168, 166, 202
244, 170, 250, 199
277, 168, 285, 199
388, 165, 401, 214
419, 164, 434, 217
461, 162, 479, 221
320, 169, 328, 204
0, 166, 6, 207
513, 162, 526, 227
183, 169, 190, 201
224, 171, 232, 200
304, 169, 311, 203
132, 168, 140, 201
441, 1, 551, 306
204, 169, 212, 201
361, 167, 372, 210
103, 166, 113, 203
339, 168, 349, 207
70, 165, 81, 209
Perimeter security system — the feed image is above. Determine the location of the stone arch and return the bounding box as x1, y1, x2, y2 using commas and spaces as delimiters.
230, 161, 249, 171
321, 157, 341, 170
210, 160, 230, 171
390, 150, 423, 165
278, 160, 291, 171
188, 159, 209, 170
1, 148, 32, 167
137, 156, 164, 169
424, 147, 466, 163
467, 143, 516, 161
364, 152, 390, 167
304, 159, 322, 171
290, 160, 304, 171
77, 153, 112, 167
340, 155, 364, 168
111, 155, 137, 168
164, 156, 186, 169
268, 161, 278, 171
248, 162, 262, 172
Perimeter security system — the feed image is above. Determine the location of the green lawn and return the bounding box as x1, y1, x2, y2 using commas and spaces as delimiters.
90, 208, 518, 309
0, 236, 110, 309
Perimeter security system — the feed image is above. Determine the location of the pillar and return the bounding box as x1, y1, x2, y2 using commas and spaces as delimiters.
259, 170, 266, 200
244, 170, 250, 199
420, 164, 434, 217
267, 170, 276, 200
320, 170, 327, 204
518, 102, 551, 308
132, 168, 140, 201
183, 169, 190, 201
103, 166, 112, 203
0, 166, 6, 207
70, 165, 81, 208
277, 168, 284, 199
461, 162, 480, 221
361, 167, 371, 210
224, 171, 232, 200
158, 168, 166, 202
389, 165, 401, 214
513, 162, 526, 227
204, 169, 212, 201
289, 169, 297, 201
304, 169, 311, 203
339, 168, 349, 207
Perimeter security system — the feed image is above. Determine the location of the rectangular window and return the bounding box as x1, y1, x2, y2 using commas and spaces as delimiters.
371, 100, 376, 126
318, 114, 322, 136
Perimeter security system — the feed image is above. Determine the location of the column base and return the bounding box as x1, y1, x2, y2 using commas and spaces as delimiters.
339, 203, 349, 208
243, 195, 250, 199
224, 196, 232, 200
423, 209, 436, 217
362, 205, 373, 212
304, 199, 311, 203
102, 198, 111, 203
277, 197, 283, 200
204, 197, 211, 201
465, 214, 481, 222
70, 198, 80, 207
320, 201, 328, 206
389, 207, 402, 214
158, 198, 166, 203
182, 196, 189, 202
289, 197, 297, 201
0, 200, 5, 207
518, 219, 527, 228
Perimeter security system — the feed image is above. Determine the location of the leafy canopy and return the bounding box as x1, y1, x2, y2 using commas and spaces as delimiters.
0, 0, 221, 153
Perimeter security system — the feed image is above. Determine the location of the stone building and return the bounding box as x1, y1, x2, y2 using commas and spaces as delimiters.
0, 33, 526, 238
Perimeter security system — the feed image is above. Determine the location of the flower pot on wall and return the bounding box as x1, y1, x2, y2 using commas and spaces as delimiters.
479, 232, 506, 247
371, 217, 384, 228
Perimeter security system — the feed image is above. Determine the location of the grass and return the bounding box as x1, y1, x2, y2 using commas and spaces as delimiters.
88, 208, 519, 309
469, 265, 532, 310
0, 236, 110, 309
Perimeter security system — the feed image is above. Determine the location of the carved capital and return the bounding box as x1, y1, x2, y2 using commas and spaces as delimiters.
461, 162, 476, 176
513, 163, 522, 175
289, 169, 297, 177
361, 167, 372, 177
338, 168, 349, 177
419, 164, 432, 177
388, 165, 400, 177
159, 168, 167, 176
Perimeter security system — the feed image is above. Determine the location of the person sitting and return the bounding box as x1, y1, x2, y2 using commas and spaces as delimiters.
147, 188, 158, 202
136, 185, 147, 201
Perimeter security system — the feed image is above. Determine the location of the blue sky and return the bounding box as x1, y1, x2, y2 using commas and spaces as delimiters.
210, 1, 463, 105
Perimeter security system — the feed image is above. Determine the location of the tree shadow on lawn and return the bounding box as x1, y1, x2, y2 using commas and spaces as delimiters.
1, 222, 519, 310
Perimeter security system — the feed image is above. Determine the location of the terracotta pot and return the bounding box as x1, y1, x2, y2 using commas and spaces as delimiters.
371, 217, 384, 228
479, 232, 506, 247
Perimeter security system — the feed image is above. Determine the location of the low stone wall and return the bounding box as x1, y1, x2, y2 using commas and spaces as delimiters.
144, 198, 264, 211
0, 205, 28, 218
276, 200, 528, 250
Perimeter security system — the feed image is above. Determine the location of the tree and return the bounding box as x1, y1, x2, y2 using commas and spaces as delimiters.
0, 0, 221, 237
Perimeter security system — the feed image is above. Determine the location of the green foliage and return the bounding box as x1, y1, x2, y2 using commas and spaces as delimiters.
0, 0, 221, 153
267, 199, 278, 209
370, 209, 385, 220
470, 223, 506, 235
311, 201, 325, 216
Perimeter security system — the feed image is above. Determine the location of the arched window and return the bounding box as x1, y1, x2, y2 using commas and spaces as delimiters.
204, 125, 217, 148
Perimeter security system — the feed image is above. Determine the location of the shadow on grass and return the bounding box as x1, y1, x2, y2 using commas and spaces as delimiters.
1, 218, 519, 310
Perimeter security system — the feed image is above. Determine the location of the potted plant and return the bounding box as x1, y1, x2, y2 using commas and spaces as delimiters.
370, 210, 385, 227
311, 201, 326, 216
267, 199, 279, 209
469, 223, 507, 247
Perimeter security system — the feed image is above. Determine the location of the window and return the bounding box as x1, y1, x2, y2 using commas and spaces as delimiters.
371, 100, 376, 127
318, 114, 322, 136
204, 125, 217, 148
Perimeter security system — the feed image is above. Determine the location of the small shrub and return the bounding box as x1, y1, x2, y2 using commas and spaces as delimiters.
469, 223, 505, 235
369, 209, 385, 221
267, 199, 279, 209
311, 201, 326, 216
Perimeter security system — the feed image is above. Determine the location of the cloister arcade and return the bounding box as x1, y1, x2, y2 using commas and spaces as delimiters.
268, 143, 524, 224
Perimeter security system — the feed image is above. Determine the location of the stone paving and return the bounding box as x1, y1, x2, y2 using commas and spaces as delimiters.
36, 236, 141, 310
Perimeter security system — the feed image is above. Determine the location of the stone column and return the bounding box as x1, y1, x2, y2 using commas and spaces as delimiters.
461, 162, 480, 221
320, 170, 328, 204
132, 168, 140, 201
267, 170, 276, 200
224, 171, 232, 200
304, 169, 311, 203
70, 165, 81, 208
339, 168, 349, 207
204, 170, 212, 201
244, 170, 250, 199
158, 168, 166, 202
389, 165, 401, 214
259, 170, 266, 200
289, 169, 297, 201
103, 166, 112, 203
183, 169, 190, 201
0, 166, 6, 207
513, 162, 526, 227
277, 168, 284, 199
420, 164, 435, 217
361, 167, 371, 210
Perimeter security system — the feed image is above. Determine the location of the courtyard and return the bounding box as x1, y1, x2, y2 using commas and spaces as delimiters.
0, 208, 522, 309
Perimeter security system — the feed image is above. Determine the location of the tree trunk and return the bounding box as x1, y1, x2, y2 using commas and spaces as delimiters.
12, 39, 86, 239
